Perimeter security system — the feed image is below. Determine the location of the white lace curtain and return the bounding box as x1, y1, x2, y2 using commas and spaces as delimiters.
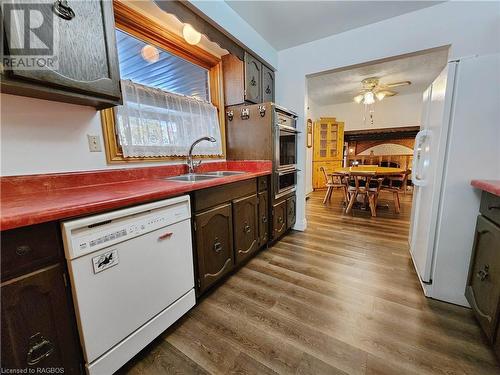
115, 80, 222, 157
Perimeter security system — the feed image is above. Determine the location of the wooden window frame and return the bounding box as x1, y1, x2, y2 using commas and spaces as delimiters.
101, 0, 226, 163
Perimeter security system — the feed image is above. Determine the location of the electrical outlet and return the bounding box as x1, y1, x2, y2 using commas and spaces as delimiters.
87, 135, 102, 152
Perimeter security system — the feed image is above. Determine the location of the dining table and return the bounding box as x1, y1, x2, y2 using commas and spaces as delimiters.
329, 166, 407, 217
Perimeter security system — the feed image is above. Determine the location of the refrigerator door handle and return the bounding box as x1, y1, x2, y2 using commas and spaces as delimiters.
412, 129, 432, 187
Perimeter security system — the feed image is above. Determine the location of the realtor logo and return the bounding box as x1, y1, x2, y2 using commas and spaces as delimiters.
1, 0, 59, 70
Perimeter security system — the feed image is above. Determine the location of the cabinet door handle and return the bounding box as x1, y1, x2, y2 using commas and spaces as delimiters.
265, 85, 271, 94
16, 245, 32, 256
488, 205, 500, 211
477, 265, 489, 281
213, 241, 222, 253
244, 224, 251, 233
250, 77, 256, 86
278, 217, 283, 224
53, 0, 75, 20
262, 216, 268, 223
27, 333, 54, 365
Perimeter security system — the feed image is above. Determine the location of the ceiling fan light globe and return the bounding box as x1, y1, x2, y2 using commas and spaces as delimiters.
375, 92, 386, 101
364, 91, 375, 105
354, 94, 364, 104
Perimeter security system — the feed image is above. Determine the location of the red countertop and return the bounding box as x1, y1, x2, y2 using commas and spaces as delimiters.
0, 161, 272, 231
471, 180, 500, 197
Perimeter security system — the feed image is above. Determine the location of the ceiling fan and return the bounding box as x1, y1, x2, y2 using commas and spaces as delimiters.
353, 77, 411, 104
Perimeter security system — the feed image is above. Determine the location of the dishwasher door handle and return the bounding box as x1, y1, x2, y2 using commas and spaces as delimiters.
158, 232, 173, 240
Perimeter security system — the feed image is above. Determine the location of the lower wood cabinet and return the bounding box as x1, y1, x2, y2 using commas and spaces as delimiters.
233, 194, 259, 265
1, 264, 81, 374
466, 191, 500, 359
192, 177, 271, 296
272, 200, 287, 239
258, 190, 269, 245
287, 195, 297, 230
194, 203, 234, 294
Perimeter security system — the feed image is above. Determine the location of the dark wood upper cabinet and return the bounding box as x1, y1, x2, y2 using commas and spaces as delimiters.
286, 195, 296, 230
244, 53, 262, 104
222, 52, 274, 106
233, 194, 258, 265
262, 65, 275, 103
272, 200, 287, 239
258, 190, 269, 245
195, 203, 234, 294
1, 264, 81, 374
1, 0, 121, 109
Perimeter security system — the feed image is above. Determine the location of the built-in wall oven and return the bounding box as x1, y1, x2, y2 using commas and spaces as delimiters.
274, 106, 298, 199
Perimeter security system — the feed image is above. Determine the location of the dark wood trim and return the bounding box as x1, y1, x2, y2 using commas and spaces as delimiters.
344, 126, 420, 142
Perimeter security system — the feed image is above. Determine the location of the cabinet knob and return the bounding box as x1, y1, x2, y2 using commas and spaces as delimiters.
16, 245, 32, 256
213, 240, 223, 253
250, 77, 256, 86
244, 224, 251, 233
278, 217, 283, 224
262, 216, 268, 223
26, 333, 54, 365
265, 85, 271, 94
477, 265, 489, 281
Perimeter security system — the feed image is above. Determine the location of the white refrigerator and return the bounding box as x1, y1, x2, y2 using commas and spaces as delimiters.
409, 53, 500, 307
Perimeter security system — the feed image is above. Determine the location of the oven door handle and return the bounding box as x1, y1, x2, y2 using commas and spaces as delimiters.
277, 124, 299, 133
278, 169, 300, 176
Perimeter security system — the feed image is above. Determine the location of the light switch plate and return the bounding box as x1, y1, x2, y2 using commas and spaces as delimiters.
87, 135, 102, 152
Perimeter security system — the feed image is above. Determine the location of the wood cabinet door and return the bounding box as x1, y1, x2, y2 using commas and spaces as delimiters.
258, 191, 269, 245
3, 0, 121, 100
1, 264, 81, 373
233, 194, 259, 264
272, 200, 287, 239
286, 195, 296, 229
262, 65, 275, 103
465, 215, 500, 341
244, 52, 262, 103
195, 204, 234, 293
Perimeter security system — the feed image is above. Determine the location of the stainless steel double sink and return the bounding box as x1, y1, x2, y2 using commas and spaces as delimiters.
165, 171, 246, 182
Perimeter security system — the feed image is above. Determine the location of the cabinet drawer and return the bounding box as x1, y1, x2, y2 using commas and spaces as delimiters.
258, 176, 269, 192
193, 179, 256, 212
465, 215, 500, 341
1, 222, 62, 282
480, 192, 500, 226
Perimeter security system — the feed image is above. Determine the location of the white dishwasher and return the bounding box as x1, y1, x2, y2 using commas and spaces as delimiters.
61, 195, 195, 375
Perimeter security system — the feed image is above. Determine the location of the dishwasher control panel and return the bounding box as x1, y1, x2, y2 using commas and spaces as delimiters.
62, 196, 191, 260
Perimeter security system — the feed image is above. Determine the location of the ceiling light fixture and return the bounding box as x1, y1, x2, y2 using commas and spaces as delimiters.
375, 91, 386, 101
183, 24, 201, 45
363, 91, 375, 105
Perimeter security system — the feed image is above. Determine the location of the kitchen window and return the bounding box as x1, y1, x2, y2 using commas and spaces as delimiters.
101, 2, 225, 162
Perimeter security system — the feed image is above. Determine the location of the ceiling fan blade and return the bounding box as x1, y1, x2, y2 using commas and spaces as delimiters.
381, 90, 397, 97
384, 81, 411, 88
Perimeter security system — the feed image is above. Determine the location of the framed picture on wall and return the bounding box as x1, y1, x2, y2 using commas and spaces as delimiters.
306, 119, 313, 148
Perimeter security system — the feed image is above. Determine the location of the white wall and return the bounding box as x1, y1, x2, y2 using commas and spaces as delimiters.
312, 92, 422, 131
276, 1, 500, 231
0, 94, 191, 176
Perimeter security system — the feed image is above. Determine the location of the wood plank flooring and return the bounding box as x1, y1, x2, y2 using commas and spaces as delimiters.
119, 191, 499, 374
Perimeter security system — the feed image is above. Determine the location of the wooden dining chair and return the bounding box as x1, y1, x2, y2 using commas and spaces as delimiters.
345, 172, 382, 217
380, 170, 411, 213
320, 166, 348, 204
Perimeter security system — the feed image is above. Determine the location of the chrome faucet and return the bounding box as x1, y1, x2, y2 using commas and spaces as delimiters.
187, 136, 216, 174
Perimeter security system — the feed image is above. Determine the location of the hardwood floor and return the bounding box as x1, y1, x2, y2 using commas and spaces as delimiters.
119, 191, 499, 374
